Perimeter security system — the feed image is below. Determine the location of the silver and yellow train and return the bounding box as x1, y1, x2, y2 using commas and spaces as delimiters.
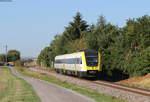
54, 50, 101, 77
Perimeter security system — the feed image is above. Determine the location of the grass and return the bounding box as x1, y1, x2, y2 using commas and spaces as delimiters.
16, 67, 127, 102
0, 66, 41, 102
129, 79, 150, 89
117, 73, 150, 89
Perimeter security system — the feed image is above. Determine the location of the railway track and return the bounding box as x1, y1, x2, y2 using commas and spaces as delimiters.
29, 67, 150, 102
93, 80, 150, 97
72, 75, 150, 97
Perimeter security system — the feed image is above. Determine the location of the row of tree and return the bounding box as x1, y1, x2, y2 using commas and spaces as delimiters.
0, 50, 20, 63
37, 12, 150, 79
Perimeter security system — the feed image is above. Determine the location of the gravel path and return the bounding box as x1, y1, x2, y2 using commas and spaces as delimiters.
10, 67, 95, 102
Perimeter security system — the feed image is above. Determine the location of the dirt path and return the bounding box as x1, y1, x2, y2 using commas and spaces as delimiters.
10, 67, 95, 102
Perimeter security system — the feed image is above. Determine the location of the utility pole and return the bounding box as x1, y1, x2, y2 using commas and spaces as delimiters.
5, 45, 8, 64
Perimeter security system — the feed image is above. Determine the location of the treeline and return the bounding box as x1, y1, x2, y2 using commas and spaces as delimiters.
0, 50, 21, 65
37, 12, 150, 78
0, 50, 20, 62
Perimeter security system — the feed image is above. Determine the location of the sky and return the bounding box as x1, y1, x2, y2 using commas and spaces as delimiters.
0, 0, 150, 57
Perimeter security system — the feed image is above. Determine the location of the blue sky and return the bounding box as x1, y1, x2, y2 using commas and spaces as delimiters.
0, 0, 150, 57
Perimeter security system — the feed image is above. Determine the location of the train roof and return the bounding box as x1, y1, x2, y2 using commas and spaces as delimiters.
55, 50, 98, 59
55, 52, 82, 58
78, 49, 97, 53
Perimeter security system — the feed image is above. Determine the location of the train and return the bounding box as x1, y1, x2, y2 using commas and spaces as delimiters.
54, 50, 102, 78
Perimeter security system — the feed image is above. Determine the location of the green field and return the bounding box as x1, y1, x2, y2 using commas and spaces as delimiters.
0, 67, 41, 102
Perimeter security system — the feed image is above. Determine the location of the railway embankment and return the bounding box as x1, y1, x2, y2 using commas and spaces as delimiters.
29, 67, 150, 102
116, 73, 150, 89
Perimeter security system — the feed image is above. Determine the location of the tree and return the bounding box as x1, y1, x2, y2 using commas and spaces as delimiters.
37, 47, 52, 67
0, 54, 6, 62
64, 12, 89, 40
110, 15, 150, 77
7, 50, 20, 62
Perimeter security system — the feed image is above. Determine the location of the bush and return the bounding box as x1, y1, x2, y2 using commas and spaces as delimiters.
15, 60, 24, 67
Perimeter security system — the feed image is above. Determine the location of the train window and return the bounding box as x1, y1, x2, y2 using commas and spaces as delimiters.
55, 58, 82, 64
85, 56, 98, 66
77, 58, 82, 64
86, 56, 98, 66
65, 58, 74, 64
85, 51, 98, 66
55, 59, 65, 63
80, 58, 82, 64
87, 57, 98, 62
77, 59, 79, 64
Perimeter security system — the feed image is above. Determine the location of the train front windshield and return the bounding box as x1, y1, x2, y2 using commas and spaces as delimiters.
85, 51, 98, 66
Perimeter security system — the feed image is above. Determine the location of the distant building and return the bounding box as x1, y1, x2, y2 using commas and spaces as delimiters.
26, 58, 37, 67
